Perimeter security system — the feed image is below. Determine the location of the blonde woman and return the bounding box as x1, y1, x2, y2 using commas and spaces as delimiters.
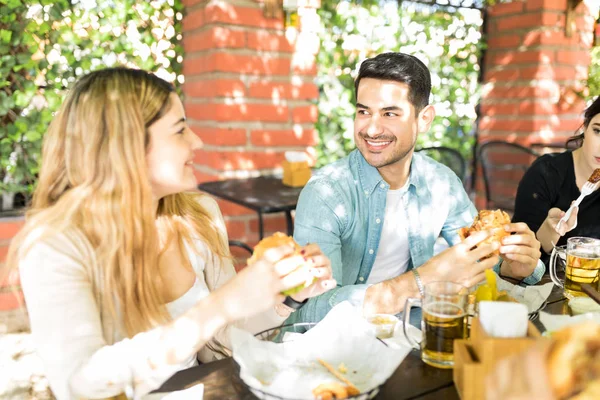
5, 68, 335, 399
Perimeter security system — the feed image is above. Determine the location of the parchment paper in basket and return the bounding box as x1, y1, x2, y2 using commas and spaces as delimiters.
230, 302, 411, 399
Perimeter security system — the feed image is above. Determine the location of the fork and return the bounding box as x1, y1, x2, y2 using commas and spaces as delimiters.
556, 180, 600, 232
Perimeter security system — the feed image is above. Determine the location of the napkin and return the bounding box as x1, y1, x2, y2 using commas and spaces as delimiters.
142, 384, 204, 400
284, 151, 308, 162
230, 302, 411, 400
539, 311, 600, 333
479, 301, 529, 338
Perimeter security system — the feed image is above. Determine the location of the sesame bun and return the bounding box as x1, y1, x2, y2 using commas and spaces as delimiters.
248, 232, 314, 296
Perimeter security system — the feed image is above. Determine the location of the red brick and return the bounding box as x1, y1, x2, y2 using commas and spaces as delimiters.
0, 221, 24, 240
487, 34, 522, 49
291, 105, 318, 123
249, 215, 288, 233
193, 126, 247, 146
517, 102, 555, 115
522, 30, 578, 46
248, 81, 318, 100
496, 13, 564, 31
488, 1, 524, 17
525, 0, 567, 11
518, 65, 555, 80
194, 150, 286, 170
484, 69, 520, 82
183, 53, 291, 76
478, 118, 552, 132
215, 199, 254, 217
182, 0, 205, 7
182, 7, 204, 32
480, 103, 519, 116
184, 79, 245, 98
556, 50, 591, 65
251, 128, 317, 146
224, 219, 248, 238
0, 245, 8, 263
474, 195, 487, 211
485, 86, 554, 100
187, 103, 289, 123
492, 49, 554, 66
183, 27, 246, 52
247, 31, 294, 53
558, 118, 583, 133
575, 15, 595, 32
204, 3, 284, 30
0, 291, 24, 311
292, 59, 317, 75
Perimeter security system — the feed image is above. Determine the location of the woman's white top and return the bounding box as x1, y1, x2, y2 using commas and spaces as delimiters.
18, 196, 286, 399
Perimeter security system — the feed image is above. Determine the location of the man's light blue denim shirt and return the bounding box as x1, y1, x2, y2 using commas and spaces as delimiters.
287, 149, 545, 324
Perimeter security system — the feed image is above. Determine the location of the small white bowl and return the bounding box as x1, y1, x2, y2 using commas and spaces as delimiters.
569, 297, 600, 315
366, 314, 399, 339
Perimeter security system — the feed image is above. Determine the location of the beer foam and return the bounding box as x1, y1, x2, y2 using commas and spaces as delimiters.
422, 301, 466, 319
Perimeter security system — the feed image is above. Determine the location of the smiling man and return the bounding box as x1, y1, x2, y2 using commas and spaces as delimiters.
287, 52, 545, 324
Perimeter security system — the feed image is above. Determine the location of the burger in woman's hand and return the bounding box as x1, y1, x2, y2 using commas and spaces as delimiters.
248, 232, 316, 296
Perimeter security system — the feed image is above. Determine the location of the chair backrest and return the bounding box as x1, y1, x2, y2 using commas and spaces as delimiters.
477, 140, 540, 213
416, 146, 467, 183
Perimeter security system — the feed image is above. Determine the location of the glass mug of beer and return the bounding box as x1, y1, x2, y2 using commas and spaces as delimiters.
402, 281, 467, 369
550, 237, 600, 298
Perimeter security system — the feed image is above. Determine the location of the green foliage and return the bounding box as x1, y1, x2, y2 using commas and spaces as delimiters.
588, 47, 600, 101
315, 1, 484, 168
0, 0, 183, 208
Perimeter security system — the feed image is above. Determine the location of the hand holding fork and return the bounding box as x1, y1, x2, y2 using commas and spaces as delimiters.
556, 180, 600, 233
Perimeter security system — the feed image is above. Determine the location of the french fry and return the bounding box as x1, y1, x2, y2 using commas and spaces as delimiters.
317, 359, 360, 395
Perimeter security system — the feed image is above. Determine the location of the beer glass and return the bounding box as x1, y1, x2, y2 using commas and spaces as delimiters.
403, 281, 467, 369
550, 237, 600, 298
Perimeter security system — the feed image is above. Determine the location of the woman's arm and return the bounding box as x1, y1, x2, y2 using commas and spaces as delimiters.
20, 232, 302, 399
20, 238, 233, 400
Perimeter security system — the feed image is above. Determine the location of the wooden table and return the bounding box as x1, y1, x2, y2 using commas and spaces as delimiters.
154, 279, 568, 399
198, 176, 303, 240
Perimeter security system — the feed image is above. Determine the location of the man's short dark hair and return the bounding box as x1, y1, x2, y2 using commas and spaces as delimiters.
354, 52, 431, 113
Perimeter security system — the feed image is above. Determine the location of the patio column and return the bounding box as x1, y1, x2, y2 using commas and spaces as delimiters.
182, 0, 320, 248
476, 0, 594, 209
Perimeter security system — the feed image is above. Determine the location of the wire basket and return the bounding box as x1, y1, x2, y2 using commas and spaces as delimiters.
231, 323, 385, 400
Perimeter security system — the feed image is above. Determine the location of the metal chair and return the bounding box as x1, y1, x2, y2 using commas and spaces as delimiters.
229, 240, 253, 255
477, 140, 540, 213
416, 146, 467, 183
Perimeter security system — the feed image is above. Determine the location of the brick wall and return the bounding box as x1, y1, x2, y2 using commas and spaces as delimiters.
182, 0, 321, 247
0, 217, 27, 332
476, 0, 594, 209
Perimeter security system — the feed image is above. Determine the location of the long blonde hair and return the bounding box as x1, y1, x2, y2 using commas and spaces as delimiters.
6, 68, 229, 338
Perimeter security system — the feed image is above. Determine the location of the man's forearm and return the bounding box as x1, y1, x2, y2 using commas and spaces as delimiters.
364, 272, 421, 315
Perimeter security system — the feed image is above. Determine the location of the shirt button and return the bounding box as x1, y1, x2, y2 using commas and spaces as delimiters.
380, 183, 385, 189
359, 277, 365, 282
376, 218, 381, 224
369, 249, 374, 254
364, 190, 369, 195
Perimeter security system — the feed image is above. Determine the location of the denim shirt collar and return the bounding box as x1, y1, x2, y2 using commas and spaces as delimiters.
353, 149, 427, 197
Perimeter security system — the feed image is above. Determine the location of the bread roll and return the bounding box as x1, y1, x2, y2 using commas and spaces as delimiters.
248, 232, 314, 296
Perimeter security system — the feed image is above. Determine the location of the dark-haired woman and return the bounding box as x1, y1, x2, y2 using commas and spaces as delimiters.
513, 96, 600, 263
